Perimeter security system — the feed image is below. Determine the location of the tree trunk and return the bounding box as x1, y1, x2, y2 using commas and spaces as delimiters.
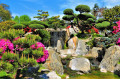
15, 69, 21, 79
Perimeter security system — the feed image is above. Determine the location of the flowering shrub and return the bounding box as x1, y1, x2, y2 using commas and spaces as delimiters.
87, 26, 99, 34
31, 42, 49, 63
0, 39, 14, 53
112, 20, 120, 34
116, 38, 120, 46
24, 26, 32, 33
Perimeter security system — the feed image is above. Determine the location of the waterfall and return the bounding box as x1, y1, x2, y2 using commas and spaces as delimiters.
50, 31, 66, 47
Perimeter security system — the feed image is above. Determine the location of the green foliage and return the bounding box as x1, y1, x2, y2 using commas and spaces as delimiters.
34, 10, 49, 21
47, 15, 65, 28
21, 22, 30, 26
18, 57, 29, 67
32, 48, 44, 57
26, 34, 41, 41
0, 20, 16, 32
94, 37, 113, 48
29, 24, 45, 29
0, 29, 24, 41
35, 29, 50, 44
13, 24, 26, 29
0, 71, 7, 77
0, 4, 11, 21
78, 13, 96, 20
2, 52, 19, 61
95, 21, 110, 29
29, 20, 49, 28
87, 18, 94, 23
103, 5, 120, 22
13, 16, 20, 23
62, 15, 74, 21
96, 18, 104, 23
63, 9, 74, 15
20, 15, 31, 23
13, 37, 36, 47
75, 5, 90, 13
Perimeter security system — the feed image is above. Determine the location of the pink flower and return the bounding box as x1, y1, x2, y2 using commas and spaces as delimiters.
13, 37, 20, 41
31, 42, 49, 63
0, 56, 2, 59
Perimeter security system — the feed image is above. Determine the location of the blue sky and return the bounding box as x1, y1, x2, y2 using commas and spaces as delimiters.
1, 0, 120, 20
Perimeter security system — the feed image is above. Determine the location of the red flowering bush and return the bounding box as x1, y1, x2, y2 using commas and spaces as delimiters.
87, 26, 99, 34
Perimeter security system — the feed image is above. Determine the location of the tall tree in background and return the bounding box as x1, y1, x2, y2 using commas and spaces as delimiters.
92, 3, 99, 18
0, 3, 11, 22
13, 16, 20, 23
34, 10, 49, 21
20, 15, 31, 23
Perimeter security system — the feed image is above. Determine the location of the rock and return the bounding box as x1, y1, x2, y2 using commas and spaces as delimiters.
69, 27, 76, 35
24, 32, 32, 36
59, 49, 76, 58
68, 36, 78, 49
57, 40, 64, 53
90, 47, 102, 58
43, 49, 64, 75
39, 74, 49, 79
114, 64, 120, 76
73, 26, 80, 33
99, 45, 120, 72
69, 57, 90, 73
47, 71, 61, 79
100, 68, 107, 73
75, 40, 88, 55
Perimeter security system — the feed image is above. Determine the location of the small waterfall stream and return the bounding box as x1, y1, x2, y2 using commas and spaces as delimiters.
50, 31, 66, 47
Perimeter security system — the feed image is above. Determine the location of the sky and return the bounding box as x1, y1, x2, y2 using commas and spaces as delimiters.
1, 0, 120, 20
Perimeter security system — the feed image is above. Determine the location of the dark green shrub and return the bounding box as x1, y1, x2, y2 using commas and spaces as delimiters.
35, 29, 50, 44
29, 24, 45, 29
21, 22, 30, 26
63, 9, 74, 15
95, 21, 110, 29
75, 5, 90, 13
78, 13, 96, 20
62, 15, 74, 21
13, 24, 25, 29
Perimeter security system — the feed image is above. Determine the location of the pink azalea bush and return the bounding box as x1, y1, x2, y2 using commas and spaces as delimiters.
112, 20, 120, 34
0, 39, 14, 53
30, 42, 49, 63
116, 38, 120, 46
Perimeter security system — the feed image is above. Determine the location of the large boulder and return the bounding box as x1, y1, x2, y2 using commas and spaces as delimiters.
47, 71, 61, 79
68, 36, 78, 49
43, 49, 64, 75
69, 57, 90, 73
75, 40, 88, 55
99, 45, 120, 72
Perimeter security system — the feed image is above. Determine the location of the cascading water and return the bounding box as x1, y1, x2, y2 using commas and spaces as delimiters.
50, 31, 66, 47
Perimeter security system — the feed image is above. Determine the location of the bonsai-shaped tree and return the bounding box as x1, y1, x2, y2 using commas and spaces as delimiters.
75, 5, 95, 33
95, 18, 110, 33
62, 9, 74, 27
